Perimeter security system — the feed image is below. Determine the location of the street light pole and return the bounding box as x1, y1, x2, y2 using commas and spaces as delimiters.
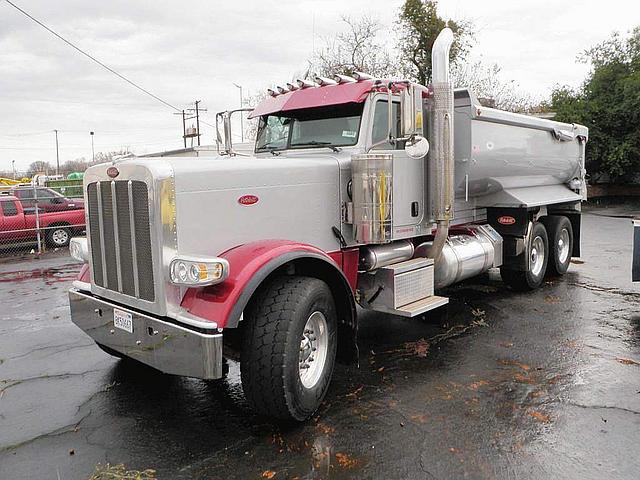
90, 131, 95, 163
12, 160, 15, 180
54, 129, 60, 175
233, 83, 244, 142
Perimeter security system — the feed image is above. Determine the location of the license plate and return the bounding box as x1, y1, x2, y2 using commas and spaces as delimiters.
113, 308, 133, 333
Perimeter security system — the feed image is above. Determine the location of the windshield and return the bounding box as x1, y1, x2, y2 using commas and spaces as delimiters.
255, 102, 363, 152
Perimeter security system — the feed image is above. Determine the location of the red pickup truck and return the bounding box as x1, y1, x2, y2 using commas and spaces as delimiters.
0, 195, 85, 247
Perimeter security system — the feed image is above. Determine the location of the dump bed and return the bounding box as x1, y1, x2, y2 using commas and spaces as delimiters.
452, 89, 587, 209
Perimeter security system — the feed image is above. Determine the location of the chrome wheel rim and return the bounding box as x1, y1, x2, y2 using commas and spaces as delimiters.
557, 228, 570, 264
52, 229, 68, 246
299, 311, 328, 389
530, 235, 545, 277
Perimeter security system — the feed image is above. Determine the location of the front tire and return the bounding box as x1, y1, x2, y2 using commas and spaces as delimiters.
240, 276, 337, 421
501, 221, 549, 291
541, 215, 573, 276
46, 226, 71, 247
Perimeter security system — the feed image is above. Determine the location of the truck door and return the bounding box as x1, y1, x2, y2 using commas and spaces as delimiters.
0, 199, 27, 242
370, 99, 425, 235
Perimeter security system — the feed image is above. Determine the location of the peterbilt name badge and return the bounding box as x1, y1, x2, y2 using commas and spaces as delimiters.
497, 215, 516, 225
106, 166, 119, 178
238, 195, 259, 206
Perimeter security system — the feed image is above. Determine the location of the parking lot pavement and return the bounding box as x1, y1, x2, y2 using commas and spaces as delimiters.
1, 208, 639, 480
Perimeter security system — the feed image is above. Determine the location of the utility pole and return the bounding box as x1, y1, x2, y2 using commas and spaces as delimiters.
181, 101, 206, 148
195, 100, 201, 146
54, 129, 60, 175
90, 131, 95, 163
233, 83, 244, 142
12, 160, 16, 180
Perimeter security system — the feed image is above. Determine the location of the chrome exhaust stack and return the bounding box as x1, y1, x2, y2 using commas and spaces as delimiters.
427, 28, 455, 262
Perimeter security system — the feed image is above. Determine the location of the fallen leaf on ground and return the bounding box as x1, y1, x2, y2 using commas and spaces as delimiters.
405, 338, 430, 357
316, 423, 335, 435
410, 414, 427, 423
262, 471, 276, 479
335, 452, 358, 469
528, 410, 551, 423
514, 373, 535, 384
346, 385, 364, 398
499, 359, 531, 371
468, 380, 489, 390
616, 357, 640, 366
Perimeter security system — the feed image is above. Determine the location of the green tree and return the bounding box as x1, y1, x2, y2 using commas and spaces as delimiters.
396, 0, 472, 85
552, 28, 640, 183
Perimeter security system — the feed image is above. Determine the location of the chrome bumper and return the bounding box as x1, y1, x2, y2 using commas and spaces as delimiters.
69, 289, 223, 379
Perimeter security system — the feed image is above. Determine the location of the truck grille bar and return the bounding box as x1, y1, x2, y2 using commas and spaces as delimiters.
87, 180, 155, 301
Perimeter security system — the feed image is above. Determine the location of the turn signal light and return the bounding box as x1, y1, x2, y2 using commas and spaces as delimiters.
169, 257, 229, 286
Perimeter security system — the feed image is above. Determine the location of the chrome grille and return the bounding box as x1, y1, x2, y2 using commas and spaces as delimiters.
87, 180, 155, 301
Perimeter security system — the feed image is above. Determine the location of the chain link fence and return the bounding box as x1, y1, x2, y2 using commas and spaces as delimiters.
0, 182, 85, 259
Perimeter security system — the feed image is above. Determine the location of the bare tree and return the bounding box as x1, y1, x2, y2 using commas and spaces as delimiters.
309, 16, 400, 79
452, 61, 537, 113
60, 158, 89, 176
91, 148, 131, 165
26, 161, 53, 177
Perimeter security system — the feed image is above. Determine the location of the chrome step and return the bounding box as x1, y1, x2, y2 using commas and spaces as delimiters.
394, 295, 449, 317
363, 295, 448, 318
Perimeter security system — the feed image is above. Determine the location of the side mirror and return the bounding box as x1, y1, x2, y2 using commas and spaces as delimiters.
400, 85, 424, 138
405, 136, 430, 159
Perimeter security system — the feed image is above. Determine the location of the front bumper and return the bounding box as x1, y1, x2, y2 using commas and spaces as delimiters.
69, 289, 223, 379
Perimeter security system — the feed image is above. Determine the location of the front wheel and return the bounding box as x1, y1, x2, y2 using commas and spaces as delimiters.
501, 221, 549, 291
46, 226, 71, 247
240, 276, 337, 421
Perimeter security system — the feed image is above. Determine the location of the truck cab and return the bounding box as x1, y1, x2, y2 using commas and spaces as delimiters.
68, 28, 587, 422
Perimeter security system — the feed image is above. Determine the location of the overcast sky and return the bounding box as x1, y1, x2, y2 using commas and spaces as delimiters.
1, 0, 639, 172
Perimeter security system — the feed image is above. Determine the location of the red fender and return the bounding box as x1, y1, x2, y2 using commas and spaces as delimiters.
77, 263, 90, 282
180, 240, 358, 329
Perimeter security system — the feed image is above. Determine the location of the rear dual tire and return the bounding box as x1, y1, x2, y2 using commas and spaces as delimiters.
501, 216, 574, 291
541, 215, 573, 276
240, 276, 337, 422
501, 221, 549, 291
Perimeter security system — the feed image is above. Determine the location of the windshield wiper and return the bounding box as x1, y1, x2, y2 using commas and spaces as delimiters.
290, 141, 341, 153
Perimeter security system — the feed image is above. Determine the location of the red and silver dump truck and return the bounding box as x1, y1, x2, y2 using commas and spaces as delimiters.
68, 29, 588, 421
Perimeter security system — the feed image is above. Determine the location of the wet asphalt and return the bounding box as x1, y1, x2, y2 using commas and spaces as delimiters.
1, 205, 639, 480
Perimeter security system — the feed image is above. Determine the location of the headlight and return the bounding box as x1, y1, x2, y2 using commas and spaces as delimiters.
169, 256, 229, 286
69, 237, 89, 262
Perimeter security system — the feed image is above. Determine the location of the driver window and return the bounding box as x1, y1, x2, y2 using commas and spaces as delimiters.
256, 116, 290, 150
372, 100, 401, 150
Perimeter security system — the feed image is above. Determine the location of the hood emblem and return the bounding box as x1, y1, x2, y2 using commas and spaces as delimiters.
106, 166, 119, 178
238, 195, 259, 206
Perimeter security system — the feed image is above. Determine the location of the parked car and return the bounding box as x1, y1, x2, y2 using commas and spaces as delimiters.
9, 186, 84, 213
0, 195, 85, 247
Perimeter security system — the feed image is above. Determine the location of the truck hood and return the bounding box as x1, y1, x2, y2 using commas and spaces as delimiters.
164, 154, 342, 257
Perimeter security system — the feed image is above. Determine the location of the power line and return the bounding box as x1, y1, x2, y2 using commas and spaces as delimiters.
4, 0, 182, 113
